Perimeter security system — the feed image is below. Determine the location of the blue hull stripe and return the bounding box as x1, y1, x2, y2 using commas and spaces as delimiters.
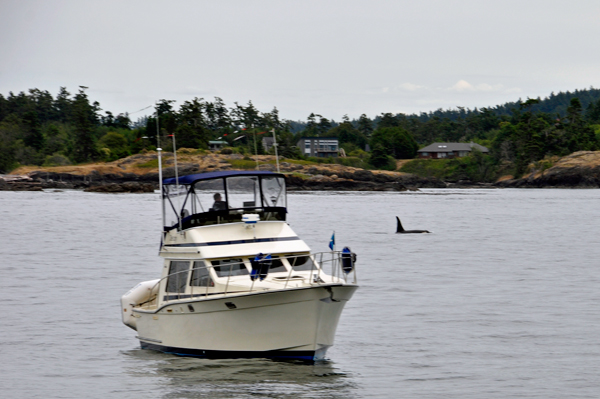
140, 341, 325, 361
164, 236, 300, 248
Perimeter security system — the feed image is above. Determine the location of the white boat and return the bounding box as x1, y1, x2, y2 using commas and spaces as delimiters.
121, 170, 358, 361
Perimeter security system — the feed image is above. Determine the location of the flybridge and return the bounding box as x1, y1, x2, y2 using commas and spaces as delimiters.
161, 171, 288, 231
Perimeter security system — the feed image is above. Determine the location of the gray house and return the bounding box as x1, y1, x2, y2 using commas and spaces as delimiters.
262, 136, 275, 152
296, 137, 339, 158
208, 140, 228, 151
417, 142, 489, 159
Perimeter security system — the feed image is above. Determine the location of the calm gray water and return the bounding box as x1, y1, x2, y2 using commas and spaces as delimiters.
1, 188, 599, 398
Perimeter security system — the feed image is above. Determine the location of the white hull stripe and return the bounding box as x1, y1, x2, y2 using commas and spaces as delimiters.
164, 236, 301, 248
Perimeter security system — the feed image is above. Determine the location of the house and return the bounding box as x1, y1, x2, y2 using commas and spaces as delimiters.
417, 142, 489, 159
208, 140, 228, 151
262, 136, 275, 152
296, 137, 339, 157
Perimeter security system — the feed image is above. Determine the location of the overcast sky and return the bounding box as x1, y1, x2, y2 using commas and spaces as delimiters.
1, 0, 599, 123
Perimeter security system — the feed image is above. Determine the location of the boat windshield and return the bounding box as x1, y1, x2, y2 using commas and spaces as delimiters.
162, 173, 287, 230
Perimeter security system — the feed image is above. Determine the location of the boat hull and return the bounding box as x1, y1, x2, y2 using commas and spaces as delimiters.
133, 284, 357, 361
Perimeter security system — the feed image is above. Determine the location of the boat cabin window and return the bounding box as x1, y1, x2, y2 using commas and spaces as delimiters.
164, 185, 189, 227
192, 179, 227, 212
166, 260, 190, 293
288, 255, 317, 271
261, 176, 286, 208
163, 173, 288, 230
226, 176, 260, 209
190, 261, 213, 287
212, 258, 249, 277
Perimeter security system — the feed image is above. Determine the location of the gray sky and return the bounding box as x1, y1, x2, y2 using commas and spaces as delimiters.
1, 0, 599, 123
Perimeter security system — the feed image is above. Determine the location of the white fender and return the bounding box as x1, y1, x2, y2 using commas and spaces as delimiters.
121, 279, 160, 330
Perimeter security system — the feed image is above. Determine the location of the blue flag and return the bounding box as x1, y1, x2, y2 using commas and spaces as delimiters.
329, 232, 335, 250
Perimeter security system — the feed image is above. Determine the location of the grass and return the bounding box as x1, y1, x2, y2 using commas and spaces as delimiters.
399, 159, 451, 179
225, 159, 257, 169
136, 159, 160, 168
280, 158, 318, 166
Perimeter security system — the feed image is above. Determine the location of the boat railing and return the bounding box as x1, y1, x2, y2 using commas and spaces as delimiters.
136, 252, 357, 309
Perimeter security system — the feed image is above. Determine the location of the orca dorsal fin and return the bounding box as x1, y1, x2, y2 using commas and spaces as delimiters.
396, 216, 405, 233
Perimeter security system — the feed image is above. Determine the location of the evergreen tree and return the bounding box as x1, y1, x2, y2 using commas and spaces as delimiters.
585, 99, 600, 123
53, 87, 72, 123
327, 121, 367, 151
0, 116, 19, 172
377, 113, 399, 128
357, 114, 373, 137
370, 127, 418, 159
368, 143, 395, 170
71, 87, 99, 162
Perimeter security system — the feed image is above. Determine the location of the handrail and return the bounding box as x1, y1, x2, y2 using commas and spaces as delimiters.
135, 251, 357, 310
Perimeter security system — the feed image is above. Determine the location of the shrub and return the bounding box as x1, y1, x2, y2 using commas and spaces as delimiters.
43, 154, 72, 167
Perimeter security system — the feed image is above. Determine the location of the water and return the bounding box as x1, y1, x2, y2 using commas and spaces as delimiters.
1, 188, 599, 398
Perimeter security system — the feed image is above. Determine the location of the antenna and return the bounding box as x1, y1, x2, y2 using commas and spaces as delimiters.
169, 133, 182, 231
156, 107, 165, 230
272, 129, 280, 173
252, 126, 259, 170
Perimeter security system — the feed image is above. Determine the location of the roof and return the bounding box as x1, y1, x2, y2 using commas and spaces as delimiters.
418, 142, 489, 153
163, 170, 284, 185
298, 137, 338, 140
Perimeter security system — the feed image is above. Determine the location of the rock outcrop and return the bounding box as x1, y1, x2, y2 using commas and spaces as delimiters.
9, 150, 600, 192
495, 151, 600, 188
9, 151, 444, 192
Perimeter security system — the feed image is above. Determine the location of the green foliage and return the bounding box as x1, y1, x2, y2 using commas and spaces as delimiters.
226, 159, 258, 169
3, 86, 600, 176
305, 156, 336, 165
275, 131, 302, 159
0, 117, 19, 172
280, 158, 317, 166
400, 151, 496, 182
586, 98, 600, 123
357, 114, 374, 137
71, 88, 99, 162
334, 157, 367, 168
14, 140, 44, 166
370, 127, 418, 159
367, 144, 396, 170
136, 159, 159, 168
43, 154, 72, 167
98, 131, 129, 161
400, 159, 450, 178
348, 149, 369, 159
592, 124, 600, 142
43, 123, 72, 156
490, 97, 600, 176
378, 113, 400, 128
327, 121, 367, 151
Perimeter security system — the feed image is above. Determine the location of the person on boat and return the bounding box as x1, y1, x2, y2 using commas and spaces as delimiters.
212, 193, 227, 211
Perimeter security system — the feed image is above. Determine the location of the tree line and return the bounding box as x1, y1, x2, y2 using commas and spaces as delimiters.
1, 86, 600, 178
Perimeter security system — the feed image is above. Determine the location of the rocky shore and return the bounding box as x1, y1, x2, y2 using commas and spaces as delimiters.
495, 151, 600, 188
3, 150, 600, 192
2, 151, 445, 192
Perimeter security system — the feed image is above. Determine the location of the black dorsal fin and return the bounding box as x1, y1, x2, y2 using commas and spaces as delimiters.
396, 216, 404, 233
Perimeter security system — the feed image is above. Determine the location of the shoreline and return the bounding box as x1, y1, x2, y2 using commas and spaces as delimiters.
3, 151, 600, 192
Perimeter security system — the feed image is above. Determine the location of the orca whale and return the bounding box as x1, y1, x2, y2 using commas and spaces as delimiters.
396, 216, 430, 234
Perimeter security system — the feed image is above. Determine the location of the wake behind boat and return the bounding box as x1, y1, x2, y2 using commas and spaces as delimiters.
121, 170, 358, 361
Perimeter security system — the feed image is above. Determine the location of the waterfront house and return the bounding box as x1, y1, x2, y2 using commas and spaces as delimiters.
297, 137, 339, 157
417, 142, 489, 159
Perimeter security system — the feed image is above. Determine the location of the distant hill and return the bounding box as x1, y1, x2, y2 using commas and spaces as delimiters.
287, 87, 600, 128
402, 87, 600, 123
